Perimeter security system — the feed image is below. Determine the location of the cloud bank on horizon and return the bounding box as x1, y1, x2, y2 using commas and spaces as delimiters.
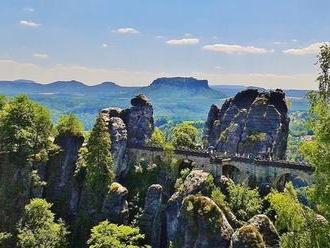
0, 0, 329, 89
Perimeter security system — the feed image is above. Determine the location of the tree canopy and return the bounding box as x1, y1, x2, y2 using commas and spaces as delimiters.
87, 220, 146, 248
0, 95, 53, 162
55, 113, 84, 137
17, 198, 68, 248
171, 122, 198, 149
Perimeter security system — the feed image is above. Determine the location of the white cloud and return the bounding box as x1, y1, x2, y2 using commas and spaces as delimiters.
0, 59, 317, 89
101, 43, 109, 48
184, 33, 193, 37
283, 42, 329, 55
155, 35, 165, 39
33, 53, 49, 59
114, 27, 140, 34
20, 20, 41, 28
273, 41, 286, 45
166, 38, 199, 46
202, 43, 272, 54
23, 7, 35, 12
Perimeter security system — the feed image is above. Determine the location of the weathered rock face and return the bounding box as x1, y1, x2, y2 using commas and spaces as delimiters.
100, 94, 154, 178
247, 215, 279, 248
166, 170, 213, 242
231, 225, 265, 248
0, 155, 47, 235
204, 89, 289, 159
101, 182, 129, 224
174, 195, 234, 248
127, 94, 154, 146
45, 134, 84, 220
140, 184, 163, 248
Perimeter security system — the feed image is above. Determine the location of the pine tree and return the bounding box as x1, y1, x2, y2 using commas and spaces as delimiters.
85, 115, 114, 201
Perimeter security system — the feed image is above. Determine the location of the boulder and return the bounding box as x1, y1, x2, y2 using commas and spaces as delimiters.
248, 214, 279, 248
102, 182, 129, 224
204, 89, 289, 159
231, 225, 265, 248
166, 170, 213, 242
131, 94, 151, 107
174, 195, 234, 248
140, 184, 163, 248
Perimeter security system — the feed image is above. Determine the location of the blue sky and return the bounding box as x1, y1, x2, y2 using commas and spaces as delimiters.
0, 0, 329, 89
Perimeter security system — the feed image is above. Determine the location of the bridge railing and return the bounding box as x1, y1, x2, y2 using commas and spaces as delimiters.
127, 144, 313, 172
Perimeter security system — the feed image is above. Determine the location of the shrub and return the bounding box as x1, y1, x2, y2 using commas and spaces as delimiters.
149, 128, 166, 147
87, 220, 146, 248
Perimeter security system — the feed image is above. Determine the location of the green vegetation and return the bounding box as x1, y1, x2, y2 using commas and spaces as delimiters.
170, 122, 199, 149
85, 115, 114, 206
0, 95, 53, 162
267, 183, 330, 248
226, 182, 262, 221
55, 113, 84, 137
300, 44, 330, 220
87, 220, 146, 248
149, 128, 167, 147
0, 232, 11, 246
246, 132, 267, 144
17, 198, 68, 248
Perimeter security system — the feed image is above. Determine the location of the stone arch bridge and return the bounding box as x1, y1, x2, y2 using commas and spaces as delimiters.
127, 145, 314, 189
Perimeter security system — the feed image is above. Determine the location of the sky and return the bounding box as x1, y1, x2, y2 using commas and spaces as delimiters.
0, 0, 329, 89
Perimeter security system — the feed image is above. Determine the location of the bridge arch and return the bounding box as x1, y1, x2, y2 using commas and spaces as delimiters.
274, 172, 310, 191
222, 164, 243, 184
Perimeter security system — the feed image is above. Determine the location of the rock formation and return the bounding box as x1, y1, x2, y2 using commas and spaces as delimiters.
100, 94, 154, 177
102, 182, 129, 224
140, 184, 163, 248
247, 215, 279, 248
230, 225, 265, 248
204, 89, 289, 160
45, 134, 84, 220
174, 195, 234, 248
166, 170, 213, 242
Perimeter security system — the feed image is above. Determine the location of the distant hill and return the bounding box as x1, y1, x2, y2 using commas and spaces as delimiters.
0, 80, 138, 95
0, 77, 226, 129
0, 78, 311, 129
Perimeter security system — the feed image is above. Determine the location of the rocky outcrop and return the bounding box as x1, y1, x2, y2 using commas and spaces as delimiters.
166, 170, 213, 242
140, 184, 163, 248
45, 134, 84, 220
100, 94, 154, 178
174, 195, 234, 248
127, 94, 154, 146
102, 182, 129, 224
204, 89, 289, 159
247, 215, 279, 248
231, 225, 265, 248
